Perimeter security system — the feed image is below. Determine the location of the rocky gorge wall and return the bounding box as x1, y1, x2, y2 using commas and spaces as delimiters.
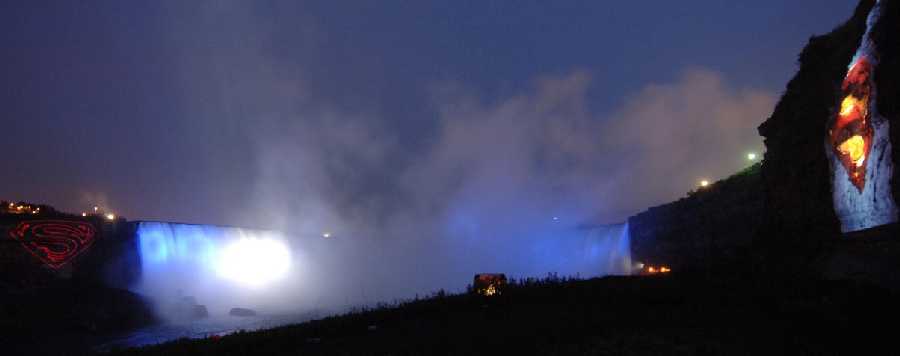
756, 0, 875, 274
0, 215, 153, 352
758, 0, 900, 283
629, 0, 900, 284
627, 164, 762, 276
0, 215, 140, 290
874, 1, 900, 214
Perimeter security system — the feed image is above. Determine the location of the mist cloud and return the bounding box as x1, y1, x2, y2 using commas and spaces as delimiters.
224, 69, 774, 313
160, 2, 775, 233
245, 69, 775, 231
156, 1, 776, 310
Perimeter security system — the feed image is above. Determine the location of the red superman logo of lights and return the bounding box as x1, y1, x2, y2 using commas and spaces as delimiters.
830, 56, 874, 192
8, 220, 97, 269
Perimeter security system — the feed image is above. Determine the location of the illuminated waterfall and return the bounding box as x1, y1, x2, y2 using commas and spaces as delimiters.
829, 0, 899, 233
575, 223, 632, 276
134, 222, 292, 319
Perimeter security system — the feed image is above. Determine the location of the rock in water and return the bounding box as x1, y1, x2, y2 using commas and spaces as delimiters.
229, 307, 257, 317
193, 305, 209, 319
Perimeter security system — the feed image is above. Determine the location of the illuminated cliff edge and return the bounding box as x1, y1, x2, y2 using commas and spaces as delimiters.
828, 0, 899, 233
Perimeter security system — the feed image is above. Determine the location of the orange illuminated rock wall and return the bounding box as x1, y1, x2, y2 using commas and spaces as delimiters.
757, 0, 871, 273
826, 0, 899, 233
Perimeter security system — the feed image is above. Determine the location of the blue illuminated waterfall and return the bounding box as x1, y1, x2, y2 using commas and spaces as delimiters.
130, 219, 631, 324
575, 223, 632, 277
133, 221, 293, 319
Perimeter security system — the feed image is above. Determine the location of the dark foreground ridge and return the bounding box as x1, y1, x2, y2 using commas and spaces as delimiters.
109, 275, 899, 356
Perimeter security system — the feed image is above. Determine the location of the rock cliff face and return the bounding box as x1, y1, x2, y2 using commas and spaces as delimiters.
628, 164, 762, 275
630, 0, 900, 280
756, 0, 874, 267
0, 216, 153, 353
757, 0, 900, 281
873, 0, 900, 207
822, 0, 900, 285
0, 216, 140, 290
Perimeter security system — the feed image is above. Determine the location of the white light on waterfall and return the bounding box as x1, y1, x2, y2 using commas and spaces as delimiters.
747, 153, 757, 161
216, 237, 291, 288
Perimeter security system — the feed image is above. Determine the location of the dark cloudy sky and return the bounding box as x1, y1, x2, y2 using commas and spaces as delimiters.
1, 1, 858, 230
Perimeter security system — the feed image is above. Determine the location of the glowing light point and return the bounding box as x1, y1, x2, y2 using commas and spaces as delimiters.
747, 153, 757, 161
93, 206, 99, 212
82, 212, 87, 217
699, 180, 710, 188
322, 232, 331, 238
106, 213, 115, 220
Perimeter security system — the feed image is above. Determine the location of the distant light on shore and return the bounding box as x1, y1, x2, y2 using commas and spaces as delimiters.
699, 180, 710, 188
747, 152, 757, 161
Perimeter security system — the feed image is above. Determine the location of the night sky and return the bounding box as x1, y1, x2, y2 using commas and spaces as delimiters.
1, 1, 857, 230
